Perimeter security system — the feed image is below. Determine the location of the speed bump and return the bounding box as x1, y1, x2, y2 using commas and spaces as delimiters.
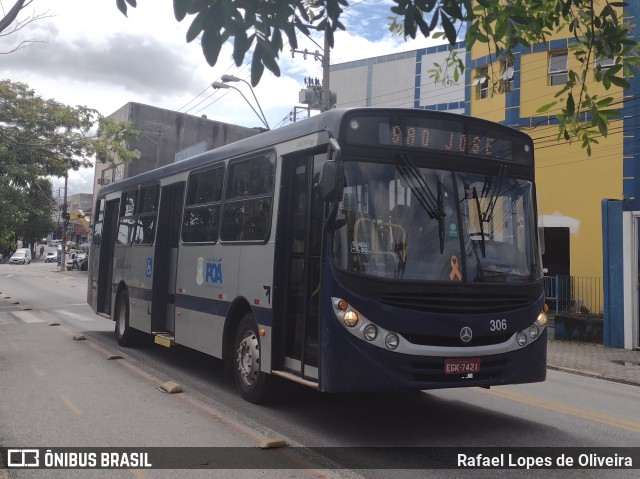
158, 381, 182, 394
258, 438, 288, 449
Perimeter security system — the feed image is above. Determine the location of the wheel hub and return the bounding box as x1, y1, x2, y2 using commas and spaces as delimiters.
236, 331, 260, 386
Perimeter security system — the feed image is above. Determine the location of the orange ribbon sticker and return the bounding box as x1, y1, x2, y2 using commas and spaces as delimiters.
449, 255, 462, 281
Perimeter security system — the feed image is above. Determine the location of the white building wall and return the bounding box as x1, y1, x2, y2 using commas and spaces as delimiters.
330, 43, 465, 113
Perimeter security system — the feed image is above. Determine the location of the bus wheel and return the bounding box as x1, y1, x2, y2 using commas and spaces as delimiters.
114, 290, 134, 347
233, 314, 272, 403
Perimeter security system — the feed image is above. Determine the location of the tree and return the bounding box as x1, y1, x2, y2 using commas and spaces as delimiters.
117, 0, 639, 153
15, 178, 56, 253
0, 80, 138, 250
0, 0, 53, 54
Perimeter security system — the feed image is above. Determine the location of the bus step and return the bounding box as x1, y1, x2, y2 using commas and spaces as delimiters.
271, 370, 319, 389
153, 332, 174, 348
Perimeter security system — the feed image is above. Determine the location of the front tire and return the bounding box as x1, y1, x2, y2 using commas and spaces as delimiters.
233, 314, 273, 404
115, 290, 135, 346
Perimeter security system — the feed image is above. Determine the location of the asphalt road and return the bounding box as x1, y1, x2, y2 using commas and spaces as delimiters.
1, 262, 639, 479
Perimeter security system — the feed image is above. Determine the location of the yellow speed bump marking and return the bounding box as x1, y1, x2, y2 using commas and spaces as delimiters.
475, 387, 640, 434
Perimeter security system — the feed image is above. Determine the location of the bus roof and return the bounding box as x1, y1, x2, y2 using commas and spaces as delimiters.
97, 107, 532, 196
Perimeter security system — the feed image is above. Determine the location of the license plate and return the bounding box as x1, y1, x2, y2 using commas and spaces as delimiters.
444, 358, 481, 375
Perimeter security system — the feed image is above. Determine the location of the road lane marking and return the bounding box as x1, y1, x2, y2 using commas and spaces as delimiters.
57, 310, 95, 322
475, 387, 640, 434
12, 310, 46, 323
60, 394, 83, 416
129, 470, 151, 479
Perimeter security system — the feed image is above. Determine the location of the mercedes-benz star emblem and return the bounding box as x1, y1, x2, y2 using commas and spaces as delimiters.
460, 326, 473, 343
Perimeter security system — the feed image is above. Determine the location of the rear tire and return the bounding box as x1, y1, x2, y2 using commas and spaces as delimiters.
233, 314, 273, 404
114, 290, 135, 347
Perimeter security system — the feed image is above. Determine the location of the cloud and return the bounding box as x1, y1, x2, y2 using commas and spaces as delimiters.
7, 0, 451, 195
2, 29, 203, 96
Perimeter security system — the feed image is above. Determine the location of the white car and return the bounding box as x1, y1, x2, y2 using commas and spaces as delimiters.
9, 251, 30, 264
45, 252, 57, 263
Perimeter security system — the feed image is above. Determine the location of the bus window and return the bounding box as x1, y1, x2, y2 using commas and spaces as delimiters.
182, 166, 225, 243
221, 154, 275, 242
133, 184, 159, 245
93, 198, 105, 246
117, 189, 137, 245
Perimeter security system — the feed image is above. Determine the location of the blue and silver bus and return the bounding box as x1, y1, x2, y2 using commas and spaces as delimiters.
88, 108, 547, 403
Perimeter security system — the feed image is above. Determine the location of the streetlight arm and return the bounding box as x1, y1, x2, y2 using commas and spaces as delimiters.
238, 78, 270, 130
220, 76, 270, 130
212, 82, 269, 130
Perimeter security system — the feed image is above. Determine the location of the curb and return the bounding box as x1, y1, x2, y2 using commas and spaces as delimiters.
547, 365, 640, 388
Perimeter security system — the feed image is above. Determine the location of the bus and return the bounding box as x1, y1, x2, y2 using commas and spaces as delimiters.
87, 108, 547, 403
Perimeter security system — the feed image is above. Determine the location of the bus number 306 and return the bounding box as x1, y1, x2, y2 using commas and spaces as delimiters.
489, 319, 508, 331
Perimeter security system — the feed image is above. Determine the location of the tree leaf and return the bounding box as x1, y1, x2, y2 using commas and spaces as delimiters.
440, 13, 457, 44
251, 44, 265, 87
174, 0, 192, 22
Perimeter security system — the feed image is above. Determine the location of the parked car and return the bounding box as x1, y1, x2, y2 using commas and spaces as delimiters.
45, 251, 57, 263
9, 250, 31, 265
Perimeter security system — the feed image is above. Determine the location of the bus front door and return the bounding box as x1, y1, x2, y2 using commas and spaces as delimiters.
276, 154, 324, 382
151, 182, 184, 335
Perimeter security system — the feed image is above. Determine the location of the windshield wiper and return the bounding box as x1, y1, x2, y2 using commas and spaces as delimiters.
471, 185, 487, 257
467, 164, 506, 258
481, 163, 506, 224
396, 154, 446, 253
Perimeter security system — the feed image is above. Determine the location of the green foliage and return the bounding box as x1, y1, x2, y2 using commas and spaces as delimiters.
14, 178, 56, 251
0, 80, 138, 249
392, 0, 640, 155
116, 0, 347, 86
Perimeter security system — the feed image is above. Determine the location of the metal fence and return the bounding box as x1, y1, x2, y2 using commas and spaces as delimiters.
543, 275, 603, 318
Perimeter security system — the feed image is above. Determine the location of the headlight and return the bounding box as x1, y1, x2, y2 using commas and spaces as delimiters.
363, 324, 378, 341
385, 333, 399, 350
536, 312, 547, 327
529, 324, 540, 339
343, 310, 359, 327
516, 331, 527, 346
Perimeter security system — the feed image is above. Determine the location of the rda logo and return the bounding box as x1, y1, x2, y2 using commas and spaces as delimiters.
8, 449, 40, 467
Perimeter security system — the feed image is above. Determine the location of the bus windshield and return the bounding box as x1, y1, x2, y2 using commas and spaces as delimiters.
332, 158, 540, 283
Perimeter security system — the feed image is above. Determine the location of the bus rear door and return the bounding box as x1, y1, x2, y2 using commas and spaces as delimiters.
95, 198, 119, 315
151, 182, 185, 339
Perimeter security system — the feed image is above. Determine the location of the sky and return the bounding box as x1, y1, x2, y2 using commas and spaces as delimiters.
1, 0, 443, 196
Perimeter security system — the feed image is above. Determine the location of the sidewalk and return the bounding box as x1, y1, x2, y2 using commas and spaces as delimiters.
547, 338, 640, 387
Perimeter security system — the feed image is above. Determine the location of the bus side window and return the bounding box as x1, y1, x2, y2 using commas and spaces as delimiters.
182, 167, 224, 243
117, 189, 137, 245
221, 153, 275, 242
133, 184, 159, 245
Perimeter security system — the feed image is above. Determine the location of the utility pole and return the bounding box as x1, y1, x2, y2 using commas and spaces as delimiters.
321, 32, 331, 112
60, 174, 68, 271
292, 28, 336, 115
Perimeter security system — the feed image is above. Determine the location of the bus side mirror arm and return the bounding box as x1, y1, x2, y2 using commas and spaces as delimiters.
322, 138, 343, 201
322, 138, 344, 230
321, 161, 343, 202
